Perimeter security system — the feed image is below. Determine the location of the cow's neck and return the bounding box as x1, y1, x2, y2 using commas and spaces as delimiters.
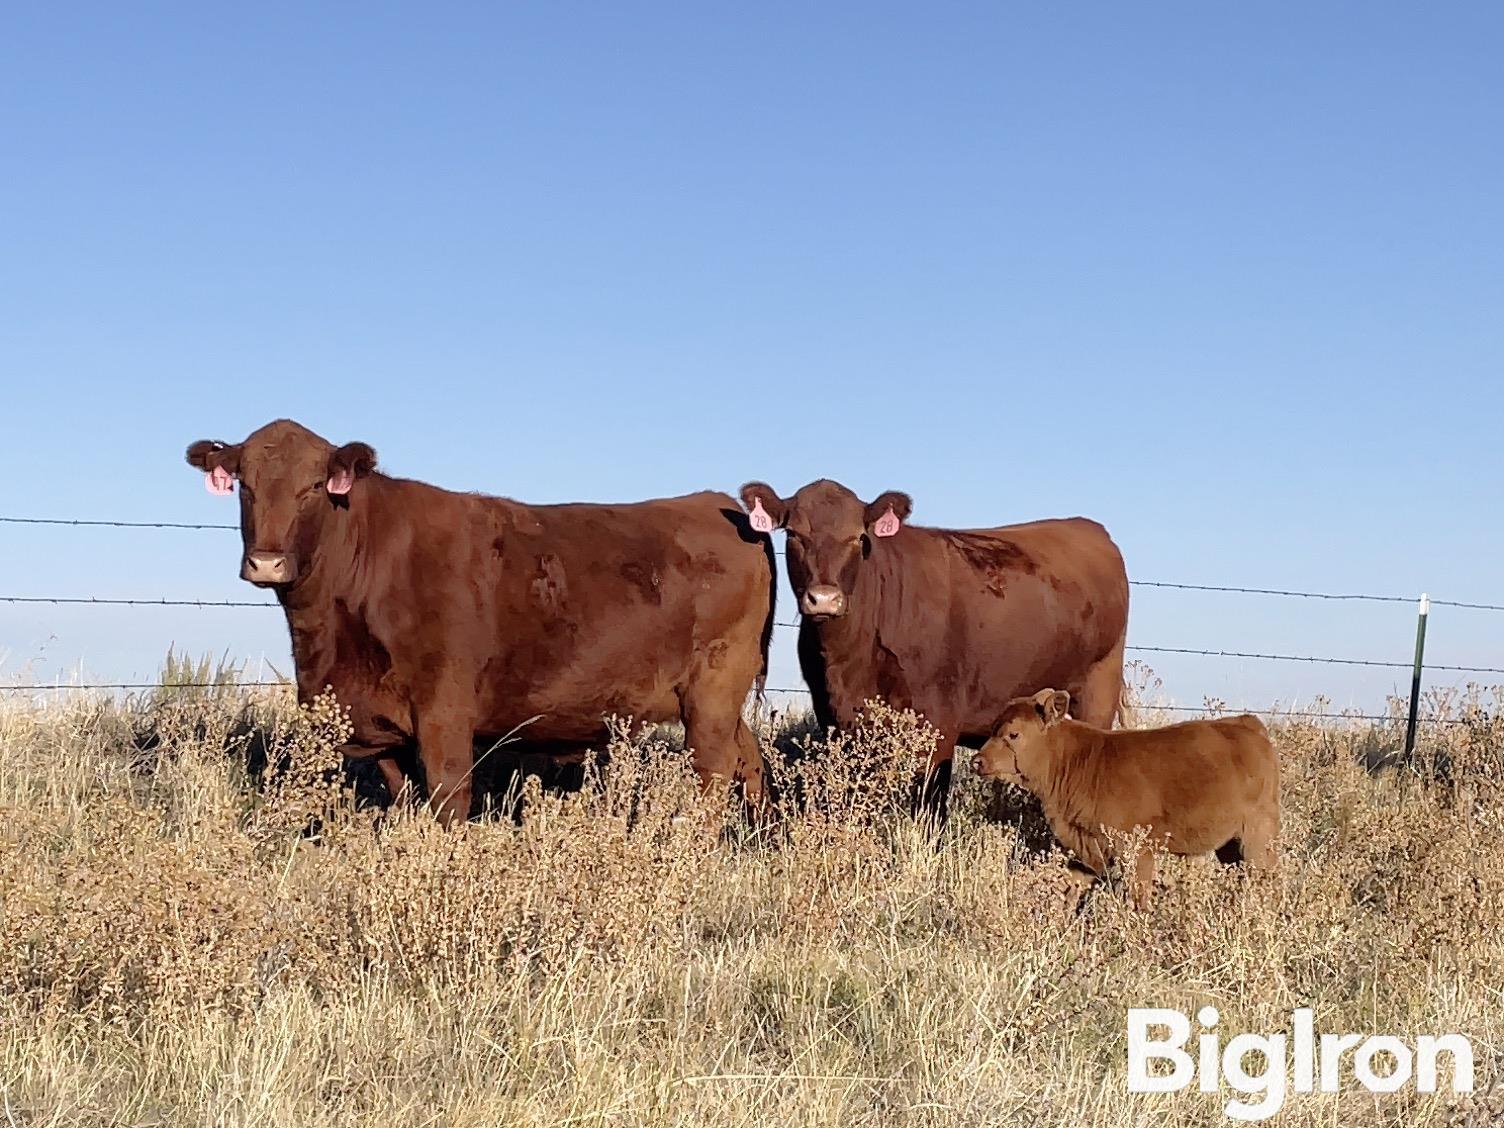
274, 479, 388, 698
807, 550, 892, 720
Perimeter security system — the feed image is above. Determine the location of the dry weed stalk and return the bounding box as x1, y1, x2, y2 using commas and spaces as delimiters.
0, 679, 1500, 1125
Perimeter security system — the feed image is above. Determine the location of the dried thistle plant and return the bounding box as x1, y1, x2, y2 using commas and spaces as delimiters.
0, 674, 1499, 1125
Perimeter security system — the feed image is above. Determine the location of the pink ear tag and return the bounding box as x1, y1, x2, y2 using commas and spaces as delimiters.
206, 466, 235, 495
749, 497, 774, 533
326, 469, 355, 496
873, 505, 901, 538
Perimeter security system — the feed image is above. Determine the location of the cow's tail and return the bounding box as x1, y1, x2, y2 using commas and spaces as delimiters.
1116, 676, 1135, 730
754, 534, 778, 704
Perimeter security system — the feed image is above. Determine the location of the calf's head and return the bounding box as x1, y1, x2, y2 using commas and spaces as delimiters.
739, 479, 911, 621
185, 419, 376, 588
972, 689, 1071, 785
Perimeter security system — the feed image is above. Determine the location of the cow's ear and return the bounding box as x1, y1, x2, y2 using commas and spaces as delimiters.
186, 440, 241, 495
864, 490, 912, 538
327, 442, 377, 496
740, 482, 788, 533
1033, 688, 1070, 726
186, 440, 240, 473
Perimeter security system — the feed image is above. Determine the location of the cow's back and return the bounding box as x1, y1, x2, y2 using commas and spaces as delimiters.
840, 515, 1129, 740
940, 516, 1127, 656
470, 490, 773, 740
337, 483, 773, 748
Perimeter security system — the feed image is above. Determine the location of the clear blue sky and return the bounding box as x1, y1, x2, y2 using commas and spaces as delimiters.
2, 3, 1500, 716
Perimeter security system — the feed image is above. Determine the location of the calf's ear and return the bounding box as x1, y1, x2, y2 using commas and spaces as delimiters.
864, 490, 912, 538
739, 482, 788, 533
1033, 688, 1071, 726
186, 440, 241, 495
326, 442, 377, 496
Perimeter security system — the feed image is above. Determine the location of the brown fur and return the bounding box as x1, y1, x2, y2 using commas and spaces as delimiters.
740, 478, 1129, 809
187, 419, 775, 824
973, 690, 1281, 905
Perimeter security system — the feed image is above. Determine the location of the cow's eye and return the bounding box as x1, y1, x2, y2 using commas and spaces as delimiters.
1008, 731, 1020, 741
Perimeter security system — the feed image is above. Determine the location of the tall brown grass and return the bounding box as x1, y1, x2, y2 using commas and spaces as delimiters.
1, 673, 1502, 1126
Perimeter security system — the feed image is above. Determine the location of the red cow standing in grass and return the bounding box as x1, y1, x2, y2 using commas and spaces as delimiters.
739, 478, 1129, 813
187, 419, 776, 824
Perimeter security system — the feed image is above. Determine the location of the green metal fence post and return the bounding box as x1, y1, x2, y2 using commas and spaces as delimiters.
1403, 593, 1429, 764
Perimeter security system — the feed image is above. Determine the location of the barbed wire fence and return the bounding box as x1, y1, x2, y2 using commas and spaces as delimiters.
1, 514, 1499, 743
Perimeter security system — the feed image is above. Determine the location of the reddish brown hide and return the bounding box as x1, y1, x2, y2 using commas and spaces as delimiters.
187, 419, 775, 824
741, 478, 1129, 811
974, 690, 1280, 905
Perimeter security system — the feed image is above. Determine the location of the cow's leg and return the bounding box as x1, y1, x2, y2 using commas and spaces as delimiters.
1072, 638, 1128, 728
415, 705, 477, 827
680, 638, 768, 817
334, 737, 412, 808
910, 726, 957, 822
681, 690, 766, 815
732, 717, 766, 812
375, 755, 411, 803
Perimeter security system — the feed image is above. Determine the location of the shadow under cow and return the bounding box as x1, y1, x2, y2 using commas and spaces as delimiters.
129, 707, 599, 818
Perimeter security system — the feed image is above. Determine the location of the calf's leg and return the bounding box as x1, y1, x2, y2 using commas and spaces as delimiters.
1214, 838, 1246, 866
1239, 813, 1280, 871
1128, 849, 1158, 908
1054, 823, 1113, 881
1062, 863, 1099, 915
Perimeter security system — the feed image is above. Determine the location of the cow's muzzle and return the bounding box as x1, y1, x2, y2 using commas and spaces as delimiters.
800, 584, 847, 620
242, 550, 297, 586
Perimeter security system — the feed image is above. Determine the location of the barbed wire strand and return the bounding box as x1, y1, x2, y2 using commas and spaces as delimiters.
763, 621, 1499, 675
756, 689, 1470, 726
1125, 645, 1504, 676
3, 679, 1477, 727
3, 515, 1500, 612
0, 681, 285, 692
0, 516, 240, 531
2, 607, 1498, 674
0, 595, 274, 608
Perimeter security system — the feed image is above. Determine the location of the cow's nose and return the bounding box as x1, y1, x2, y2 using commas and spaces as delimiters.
801, 585, 847, 618
242, 551, 296, 586
971, 754, 986, 776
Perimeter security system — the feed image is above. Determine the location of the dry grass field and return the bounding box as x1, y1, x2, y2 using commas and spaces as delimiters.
2, 669, 1502, 1126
